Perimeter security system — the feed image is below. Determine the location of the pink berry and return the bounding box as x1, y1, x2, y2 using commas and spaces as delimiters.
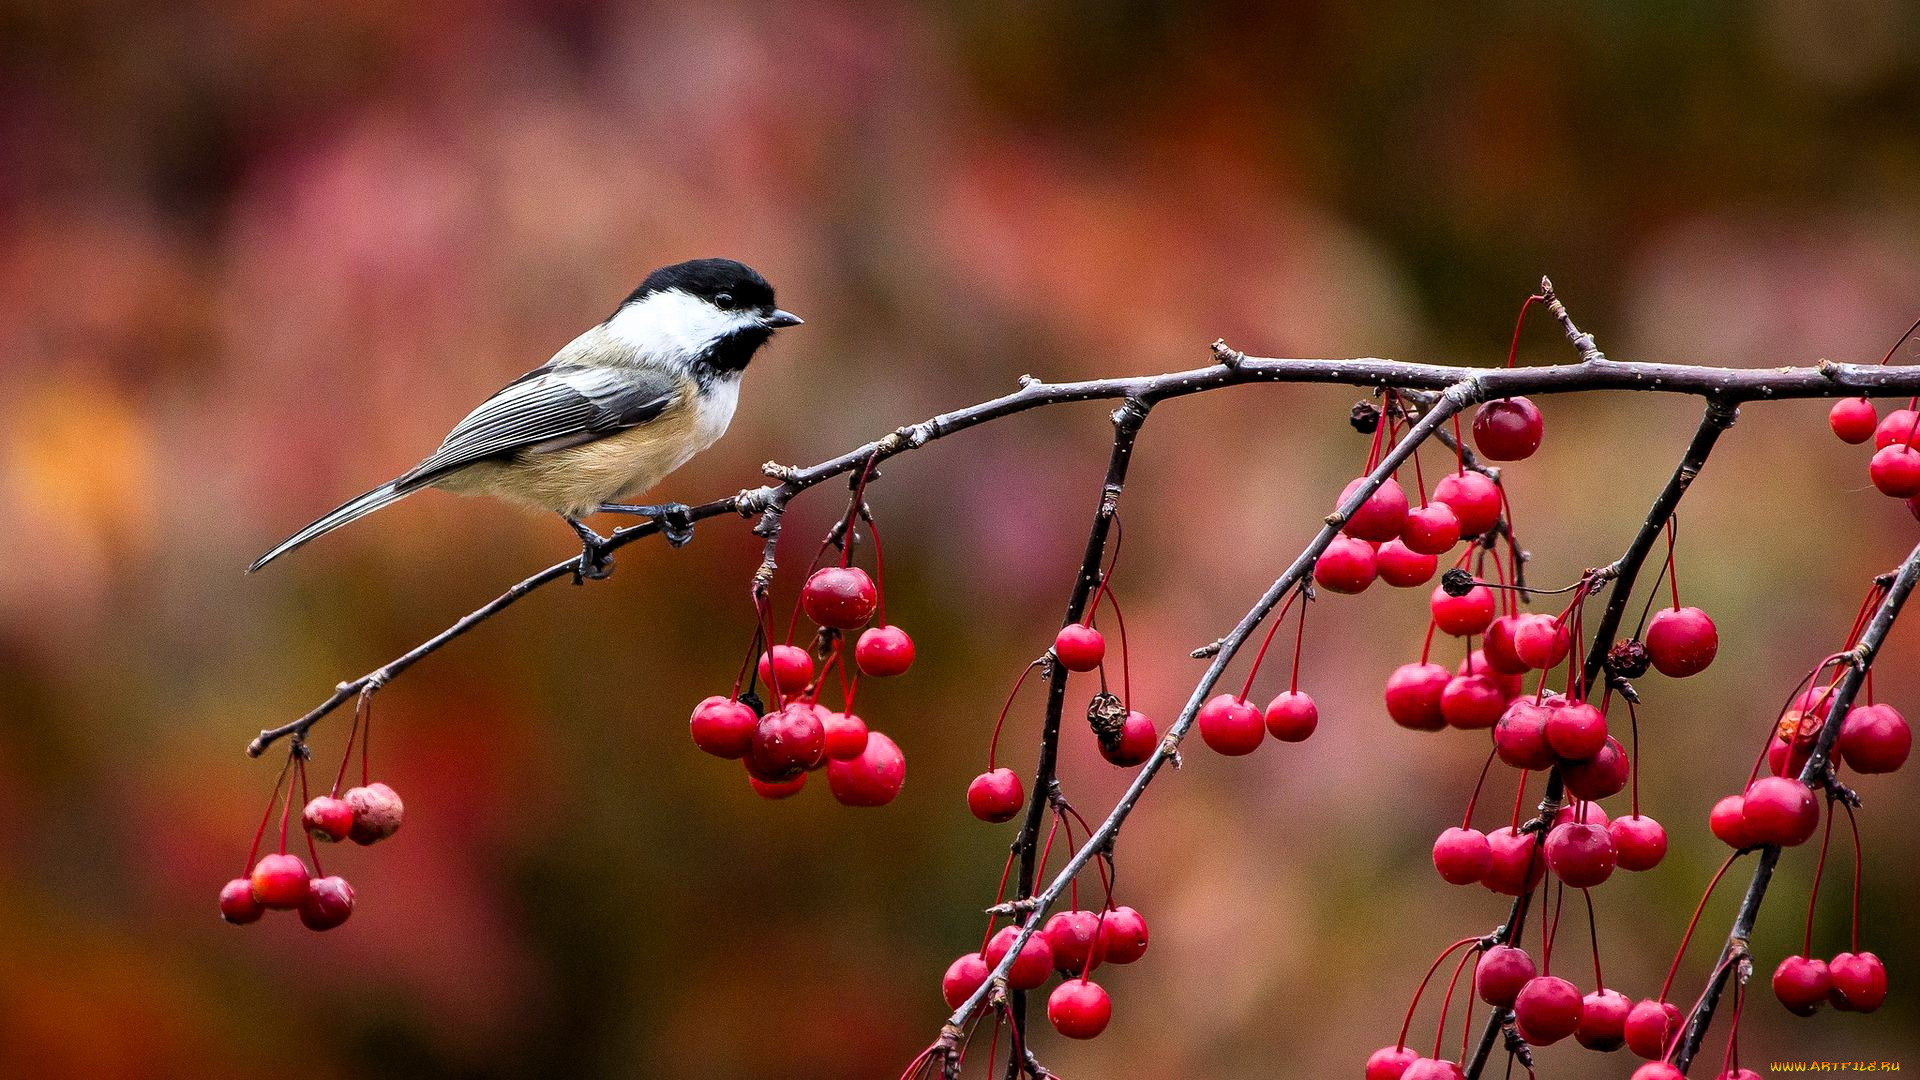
219, 878, 264, 925
1544, 700, 1608, 760
1043, 910, 1105, 973
1401, 1061, 1465, 1080
1575, 988, 1631, 1051
1430, 584, 1495, 637
1719, 1070, 1763, 1080
1482, 615, 1531, 675
1512, 975, 1583, 1045
1483, 827, 1546, 896
1874, 408, 1920, 448
1644, 606, 1718, 677
1433, 470, 1503, 537
1440, 674, 1505, 730
1197, 693, 1265, 755
942, 952, 988, 1009
1838, 703, 1910, 773
1493, 698, 1556, 770
1544, 821, 1616, 888
1827, 951, 1887, 1013
1609, 814, 1668, 872
249, 853, 311, 910
1046, 978, 1112, 1039
1054, 624, 1106, 672
1365, 1046, 1421, 1080
689, 696, 759, 759
1632, 1066, 1685, 1080
1098, 905, 1149, 964
747, 769, 807, 798
1401, 502, 1462, 555
1100, 710, 1159, 766
1830, 397, 1878, 444
746, 703, 828, 781
967, 768, 1024, 823
985, 925, 1054, 990
302, 795, 354, 843
758, 645, 814, 694
854, 625, 915, 677
1773, 954, 1831, 1016
1709, 794, 1753, 848
1562, 736, 1629, 801
826, 730, 904, 806
1314, 535, 1379, 594
298, 875, 355, 931
343, 782, 403, 846
801, 565, 878, 629
1871, 443, 1920, 496
1512, 613, 1571, 670
1742, 776, 1819, 847
1474, 944, 1536, 1007
1340, 476, 1411, 543
1624, 998, 1680, 1059
1384, 662, 1450, 731
820, 709, 871, 761
1472, 397, 1544, 461
1376, 539, 1439, 587
1263, 690, 1318, 742
1459, 650, 1523, 700
1431, 826, 1492, 885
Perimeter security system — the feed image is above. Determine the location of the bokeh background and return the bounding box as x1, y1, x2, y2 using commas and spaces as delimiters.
3, 2, 1919, 1077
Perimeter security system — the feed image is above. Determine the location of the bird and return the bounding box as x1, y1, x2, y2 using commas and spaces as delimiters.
248, 258, 800, 578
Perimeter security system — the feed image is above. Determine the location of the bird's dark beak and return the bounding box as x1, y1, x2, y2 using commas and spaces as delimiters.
763, 309, 803, 329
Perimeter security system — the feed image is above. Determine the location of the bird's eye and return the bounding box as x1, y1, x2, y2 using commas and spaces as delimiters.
714, 292, 735, 310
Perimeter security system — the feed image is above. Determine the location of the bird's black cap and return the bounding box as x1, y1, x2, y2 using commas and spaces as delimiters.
624, 258, 777, 313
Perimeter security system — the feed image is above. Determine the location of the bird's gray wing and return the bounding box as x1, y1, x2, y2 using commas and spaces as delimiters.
396, 364, 680, 490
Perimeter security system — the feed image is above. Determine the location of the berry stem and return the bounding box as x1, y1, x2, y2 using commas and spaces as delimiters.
1505, 293, 1545, 369
1434, 943, 1477, 1059
1843, 800, 1864, 953
1397, 937, 1483, 1050
1658, 850, 1739, 1002
1582, 887, 1605, 990
986, 660, 1044, 771
244, 753, 294, 873
1803, 797, 1837, 956
1461, 748, 1497, 830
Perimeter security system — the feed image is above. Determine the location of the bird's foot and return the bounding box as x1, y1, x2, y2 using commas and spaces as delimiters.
598, 502, 695, 548
564, 516, 615, 583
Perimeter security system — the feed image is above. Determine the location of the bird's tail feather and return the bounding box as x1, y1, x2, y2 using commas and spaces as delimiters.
247, 480, 413, 573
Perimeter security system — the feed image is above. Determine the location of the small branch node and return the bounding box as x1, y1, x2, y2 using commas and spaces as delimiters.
1211, 339, 1245, 368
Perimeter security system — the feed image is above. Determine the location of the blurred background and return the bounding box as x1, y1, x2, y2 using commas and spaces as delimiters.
3, 1, 1919, 1077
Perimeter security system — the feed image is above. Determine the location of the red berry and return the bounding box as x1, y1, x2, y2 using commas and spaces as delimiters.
985, 924, 1053, 990
1512, 613, 1571, 670
1366, 1046, 1421, 1080
1768, 725, 1815, 778
1575, 988, 1631, 1051
1474, 945, 1536, 1007
1101, 710, 1159, 766
343, 782, 403, 845
1314, 535, 1379, 594
1512, 975, 1583, 1045
1773, 954, 1831, 1016
1544, 821, 1616, 888
302, 795, 354, 843
747, 770, 807, 799
1482, 615, 1531, 675
1263, 690, 1318, 742
1043, 910, 1104, 973
1562, 736, 1629, 801
854, 625, 915, 677
1434, 471, 1503, 537
747, 703, 828, 780
1830, 397, 1878, 444
1440, 674, 1505, 729
219, 878, 264, 925
298, 875, 355, 931
1483, 827, 1546, 896
1838, 703, 1910, 773
1719, 1070, 1763, 1080
1709, 794, 1753, 848
826, 730, 904, 806
801, 565, 878, 629
1401, 1061, 1465, 1080
1609, 814, 1668, 872
1097, 906, 1149, 964
1544, 701, 1608, 760
1871, 443, 1920, 496
689, 696, 759, 759
1644, 606, 1718, 677
820, 709, 871, 761
1743, 776, 1819, 846
1046, 979, 1111, 1039
1430, 583, 1495, 637
967, 768, 1025, 822
1384, 662, 1450, 731
1624, 998, 1680, 1059
1472, 397, 1544, 461
758, 645, 814, 694
1431, 826, 1492, 885
1376, 539, 1438, 587
1827, 951, 1887, 1013
1553, 801, 1609, 829
249, 853, 311, 910
1493, 698, 1556, 770
1054, 624, 1106, 671
1401, 503, 1461, 555
1632, 1066, 1685, 1080
942, 952, 989, 1009
1874, 408, 1920, 448
1197, 693, 1265, 755
1340, 476, 1410, 543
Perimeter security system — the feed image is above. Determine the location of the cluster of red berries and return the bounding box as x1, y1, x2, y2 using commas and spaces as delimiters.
940, 905, 1151, 1040
1830, 399, 1920, 514
220, 755, 401, 932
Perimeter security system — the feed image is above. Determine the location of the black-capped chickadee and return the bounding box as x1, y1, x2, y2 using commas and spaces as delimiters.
249, 258, 800, 577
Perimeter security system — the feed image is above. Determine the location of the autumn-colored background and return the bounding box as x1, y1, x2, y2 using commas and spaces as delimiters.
3, 2, 1919, 1078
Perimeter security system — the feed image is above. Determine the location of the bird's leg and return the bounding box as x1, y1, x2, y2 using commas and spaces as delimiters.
597, 501, 695, 548
564, 515, 614, 583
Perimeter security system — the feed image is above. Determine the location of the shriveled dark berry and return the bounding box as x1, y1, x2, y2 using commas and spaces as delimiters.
1606, 638, 1650, 678
1440, 568, 1477, 598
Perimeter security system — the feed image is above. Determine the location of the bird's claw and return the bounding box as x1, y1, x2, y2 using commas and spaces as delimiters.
573, 539, 614, 583
658, 503, 694, 547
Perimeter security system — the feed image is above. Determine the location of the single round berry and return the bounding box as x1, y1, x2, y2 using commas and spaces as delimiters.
1838, 703, 1910, 773
854, 625, 915, 677
1827, 951, 1887, 1013
1381, 662, 1449, 732
343, 782, 404, 846
298, 875, 355, 932
820, 709, 871, 761
985, 924, 1054, 990
967, 768, 1024, 823
942, 952, 989, 1009
1494, 699, 1556, 770
1575, 987, 1631, 1052
1768, 726, 1815, 778
1513, 975, 1583, 1045
1830, 397, 1878, 444
249, 853, 311, 910
801, 565, 878, 629
1624, 998, 1680, 1059
1632, 1065, 1685, 1080
689, 695, 759, 759
1562, 736, 1630, 801
1433, 471, 1503, 537
1512, 613, 1572, 670
1402, 503, 1462, 555
1046, 979, 1111, 1039
219, 878, 264, 925
1545, 701, 1608, 760
1440, 674, 1505, 730
1472, 397, 1544, 461
1609, 814, 1668, 872
1482, 827, 1546, 896
1871, 443, 1920, 496
826, 731, 905, 807
1474, 944, 1536, 1007
1197, 693, 1265, 755
1874, 408, 1920, 448
1709, 794, 1753, 848
1544, 821, 1616, 888
1314, 535, 1379, 594
758, 645, 814, 694
1376, 539, 1438, 588
1054, 624, 1106, 672
1430, 584, 1495, 637
1098, 905, 1149, 963
1401, 1060, 1465, 1080
1340, 476, 1410, 543
1263, 690, 1318, 742
1043, 910, 1104, 973
1365, 1046, 1421, 1080
302, 795, 354, 843
1101, 710, 1159, 766
1773, 954, 1831, 1016
746, 703, 828, 781
1431, 826, 1492, 885
1644, 606, 1718, 677
747, 769, 807, 798
1482, 615, 1531, 675
1743, 776, 1819, 847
